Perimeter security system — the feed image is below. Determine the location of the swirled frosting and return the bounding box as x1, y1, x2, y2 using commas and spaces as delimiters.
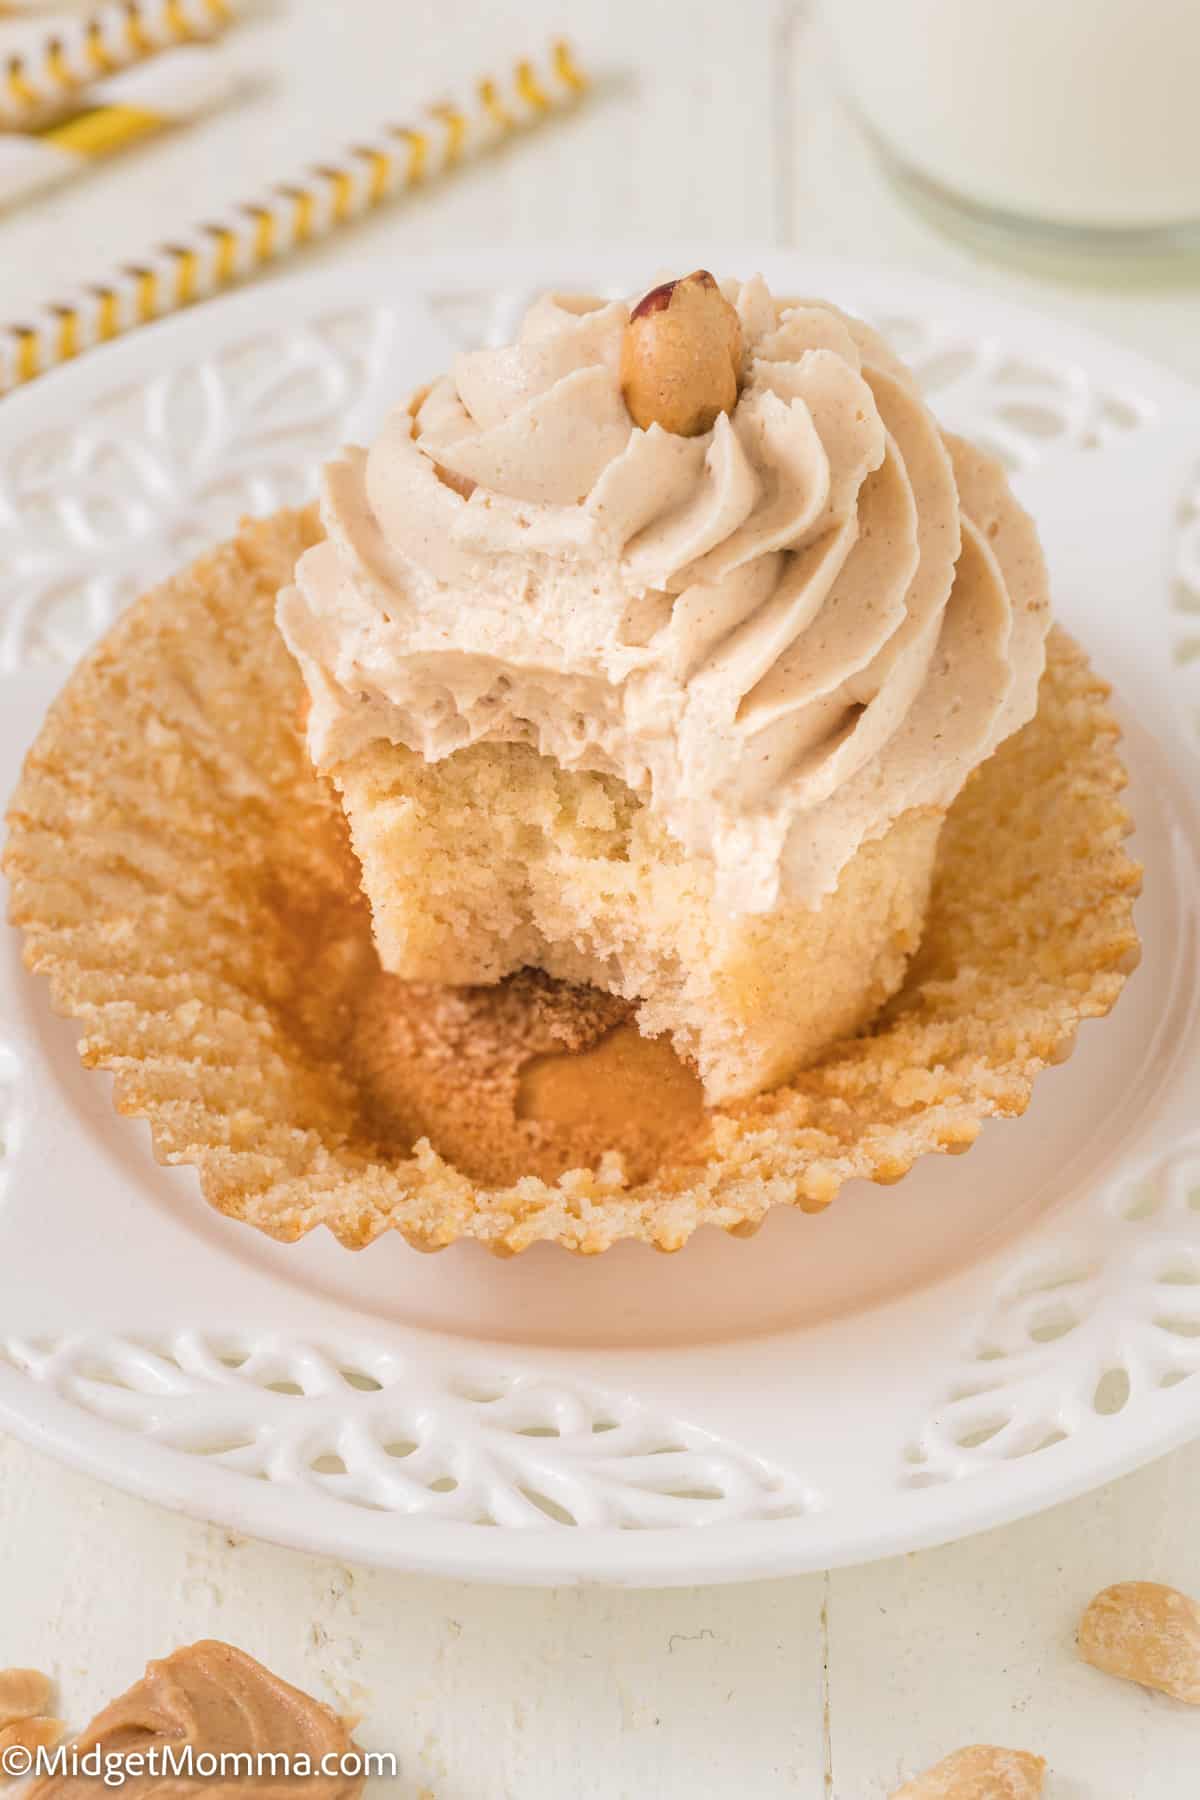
277, 276, 1050, 912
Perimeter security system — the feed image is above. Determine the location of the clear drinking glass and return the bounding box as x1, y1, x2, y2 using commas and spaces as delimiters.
823, 0, 1200, 255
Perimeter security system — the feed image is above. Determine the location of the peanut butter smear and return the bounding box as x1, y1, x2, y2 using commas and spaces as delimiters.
351, 966, 708, 1186
28, 1644, 363, 1800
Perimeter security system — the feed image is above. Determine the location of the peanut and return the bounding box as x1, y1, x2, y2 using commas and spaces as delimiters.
0, 1716, 65, 1784
1078, 1580, 1200, 1703
0, 1672, 51, 1732
620, 269, 742, 437
891, 1744, 1046, 1799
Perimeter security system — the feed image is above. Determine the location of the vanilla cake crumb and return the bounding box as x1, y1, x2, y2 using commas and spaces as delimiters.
333, 736, 943, 1104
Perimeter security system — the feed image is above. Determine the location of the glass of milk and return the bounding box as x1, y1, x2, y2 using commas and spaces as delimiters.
824, 0, 1200, 247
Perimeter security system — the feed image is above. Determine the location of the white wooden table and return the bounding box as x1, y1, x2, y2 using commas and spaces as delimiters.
2, 4, 1198, 1794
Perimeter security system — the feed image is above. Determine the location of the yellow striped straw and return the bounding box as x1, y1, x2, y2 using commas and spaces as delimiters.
0, 46, 242, 211
1, 0, 233, 127
0, 40, 590, 398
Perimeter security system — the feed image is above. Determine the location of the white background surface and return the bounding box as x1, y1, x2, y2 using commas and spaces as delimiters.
2, 2, 1199, 1795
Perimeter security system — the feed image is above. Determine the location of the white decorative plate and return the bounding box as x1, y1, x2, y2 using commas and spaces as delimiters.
1, 250, 1199, 1587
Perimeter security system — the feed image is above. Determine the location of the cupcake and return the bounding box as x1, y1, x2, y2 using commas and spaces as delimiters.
276, 271, 1050, 1103
3, 272, 1140, 1253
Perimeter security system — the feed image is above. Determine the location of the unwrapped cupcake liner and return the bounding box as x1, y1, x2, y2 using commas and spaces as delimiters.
4, 511, 1141, 1254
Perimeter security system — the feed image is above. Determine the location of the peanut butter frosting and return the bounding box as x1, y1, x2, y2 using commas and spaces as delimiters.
277, 274, 1051, 912
28, 1643, 362, 1800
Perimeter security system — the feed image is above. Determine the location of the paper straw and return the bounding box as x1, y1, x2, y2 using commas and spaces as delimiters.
1, 0, 233, 127
0, 46, 242, 211
0, 40, 589, 395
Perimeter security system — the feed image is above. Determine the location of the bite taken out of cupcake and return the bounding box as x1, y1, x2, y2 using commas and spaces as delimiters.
4, 269, 1140, 1252
277, 270, 1051, 1105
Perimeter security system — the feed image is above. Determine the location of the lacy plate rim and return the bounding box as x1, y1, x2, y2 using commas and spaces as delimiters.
0, 248, 1198, 1585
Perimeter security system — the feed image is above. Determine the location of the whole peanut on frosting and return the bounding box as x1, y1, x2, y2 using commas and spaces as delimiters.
620, 269, 743, 436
